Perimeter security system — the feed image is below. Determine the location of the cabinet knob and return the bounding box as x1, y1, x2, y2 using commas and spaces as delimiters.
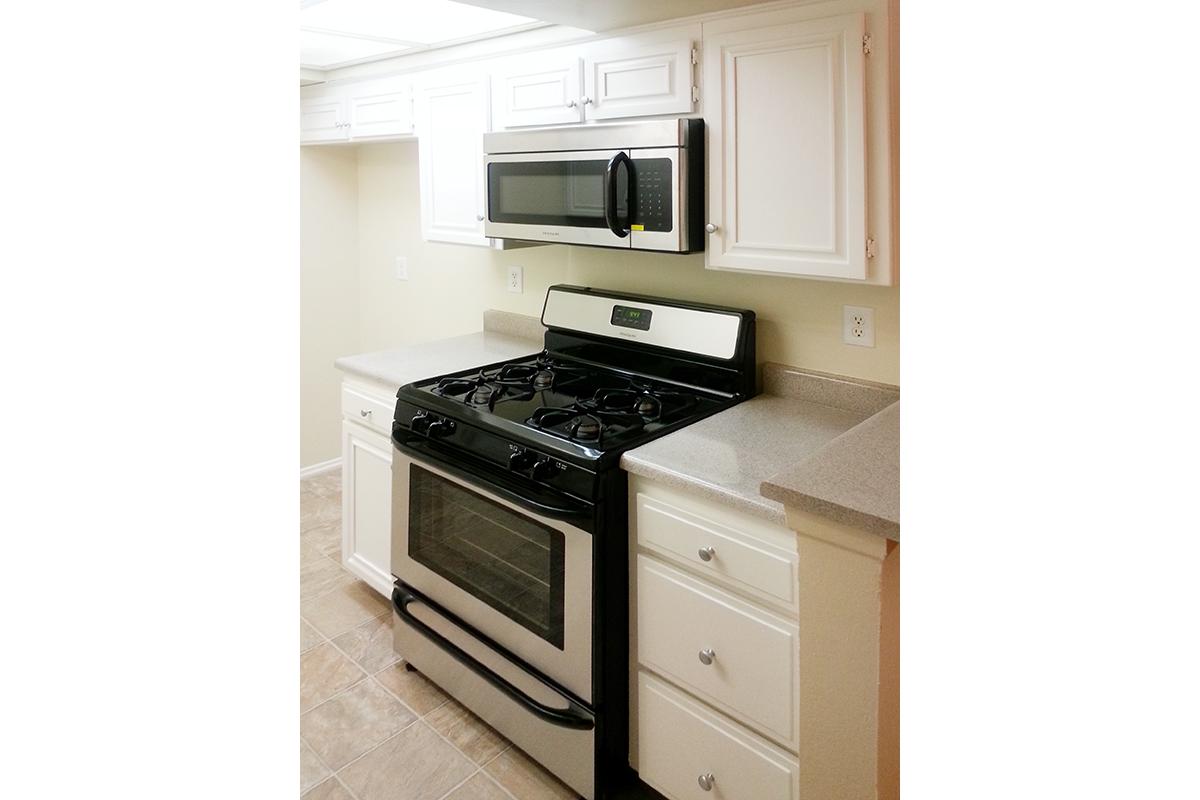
698, 648, 716, 666
698, 546, 715, 562
704, 223, 718, 234
581, 95, 592, 105
360, 409, 371, 418
566, 99, 577, 108
698, 773, 716, 792
476, 213, 485, 221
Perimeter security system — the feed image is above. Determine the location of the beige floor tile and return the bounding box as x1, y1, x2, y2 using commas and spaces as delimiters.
302, 777, 355, 800
303, 470, 343, 498
301, 619, 325, 654
426, 699, 510, 766
339, 721, 476, 800
484, 747, 580, 800
443, 773, 514, 800
301, 678, 417, 770
374, 661, 451, 716
300, 555, 354, 603
300, 739, 331, 794
302, 522, 344, 559
333, 615, 399, 673
300, 642, 366, 713
302, 539, 332, 568
302, 494, 343, 533
302, 581, 391, 638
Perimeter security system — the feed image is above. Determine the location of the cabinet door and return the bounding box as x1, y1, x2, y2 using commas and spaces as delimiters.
341, 420, 393, 596
415, 73, 491, 246
493, 55, 584, 128
704, 13, 868, 280
347, 77, 412, 140
300, 91, 347, 144
583, 39, 694, 120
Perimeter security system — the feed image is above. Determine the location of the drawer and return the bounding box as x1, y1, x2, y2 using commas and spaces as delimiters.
637, 555, 798, 748
637, 493, 797, 611
341, 383, 394, 436
638, 671, 797, 800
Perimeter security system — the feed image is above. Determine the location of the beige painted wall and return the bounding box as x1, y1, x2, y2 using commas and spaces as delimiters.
300, 146, 359, 467
354, 142, 900, 384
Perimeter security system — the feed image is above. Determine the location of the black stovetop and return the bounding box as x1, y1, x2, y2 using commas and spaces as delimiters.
407, 350, 729, 456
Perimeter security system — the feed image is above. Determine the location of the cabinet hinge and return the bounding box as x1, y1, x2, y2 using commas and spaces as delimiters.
692, 85, 700, 103
691, 47, 699, 65
866, 237, 877, 258
862, 34, 872, 55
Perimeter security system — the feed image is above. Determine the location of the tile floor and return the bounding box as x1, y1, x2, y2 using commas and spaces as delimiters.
300, 470, 582, 800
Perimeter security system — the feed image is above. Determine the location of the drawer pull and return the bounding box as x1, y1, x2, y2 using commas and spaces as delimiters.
698, 648, 716, 666
698, 772, 716, 791
697, 546, 715, 562
360, 409, 372, 418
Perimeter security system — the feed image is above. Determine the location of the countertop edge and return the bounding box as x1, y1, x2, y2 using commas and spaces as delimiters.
620, 452, 790, 526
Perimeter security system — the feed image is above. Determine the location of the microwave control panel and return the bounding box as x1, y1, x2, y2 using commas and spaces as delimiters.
631, 158, 673, 233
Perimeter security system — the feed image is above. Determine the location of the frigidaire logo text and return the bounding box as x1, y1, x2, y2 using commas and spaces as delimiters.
541, 231, 559, 236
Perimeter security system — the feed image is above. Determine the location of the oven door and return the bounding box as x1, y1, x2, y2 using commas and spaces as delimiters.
390, 446, 593, 703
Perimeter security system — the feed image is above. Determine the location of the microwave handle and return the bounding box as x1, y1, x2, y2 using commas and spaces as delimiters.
603, 151, 632, 238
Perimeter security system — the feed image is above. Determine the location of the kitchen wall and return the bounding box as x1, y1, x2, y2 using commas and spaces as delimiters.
300, 146, 359, 467
354, 141, 900, 384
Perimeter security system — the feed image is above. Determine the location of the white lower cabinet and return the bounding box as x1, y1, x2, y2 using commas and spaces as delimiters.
340, 380, 395, 596
639, 672, 798, 800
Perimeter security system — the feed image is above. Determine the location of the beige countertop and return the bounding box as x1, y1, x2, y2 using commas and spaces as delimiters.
621, 365, 899, 537
334, 310, 544, 392
761, 401, 900, 540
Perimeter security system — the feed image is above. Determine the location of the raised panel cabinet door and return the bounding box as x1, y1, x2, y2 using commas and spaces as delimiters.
300, 92, 348, 144
493, 56, 584, 128
341, 420, 393, 596
415, 74, 491, 246
347, 80, 412, 140
704, 13, 868, 280
582, 39, 694, 120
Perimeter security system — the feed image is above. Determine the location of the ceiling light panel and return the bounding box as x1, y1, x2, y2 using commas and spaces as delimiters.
300, 29, 414, 68
301, 0, 536, 46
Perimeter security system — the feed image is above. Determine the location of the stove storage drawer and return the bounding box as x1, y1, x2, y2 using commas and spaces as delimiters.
638, 671, 798, 800
341, 383, 394, 436
636, 491, 798, 614
636, 554, 799, 749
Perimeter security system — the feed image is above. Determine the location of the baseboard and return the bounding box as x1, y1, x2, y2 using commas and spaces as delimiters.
300, 457, 342, 479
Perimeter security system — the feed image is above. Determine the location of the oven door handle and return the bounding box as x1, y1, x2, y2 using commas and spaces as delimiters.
393, 433, 593, 527
392, 584, 595, 731
603, 151, 632, 238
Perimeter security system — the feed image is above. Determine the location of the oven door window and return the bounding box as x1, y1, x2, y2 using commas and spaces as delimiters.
408, 465, 566, 649
487, 159, 625, 228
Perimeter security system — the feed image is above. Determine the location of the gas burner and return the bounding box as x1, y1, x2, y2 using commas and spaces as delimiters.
467, 383, 499, 405
528, 408, 606, 442
587, 388, 663, 420
494, 364, 539, 384
433, 377, 481, 398
532, 369, 556, 391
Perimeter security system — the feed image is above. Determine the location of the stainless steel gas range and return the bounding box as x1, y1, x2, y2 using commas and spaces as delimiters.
389, 285, 756, 799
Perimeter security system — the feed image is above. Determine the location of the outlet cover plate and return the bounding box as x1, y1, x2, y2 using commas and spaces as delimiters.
394, 256, 408, 281
507, 265, 523, 294
843, 305, 875, 347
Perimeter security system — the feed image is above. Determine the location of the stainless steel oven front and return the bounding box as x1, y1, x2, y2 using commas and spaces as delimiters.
391, 449, 593, 700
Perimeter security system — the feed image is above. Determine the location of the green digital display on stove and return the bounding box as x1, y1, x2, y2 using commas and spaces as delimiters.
611, 304, 652, 331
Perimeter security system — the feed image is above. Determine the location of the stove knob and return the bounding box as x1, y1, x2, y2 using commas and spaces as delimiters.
508, 449, 536, 471
530, 458, 557, 481
427, 418, 456, 438
410, 412, 432, 434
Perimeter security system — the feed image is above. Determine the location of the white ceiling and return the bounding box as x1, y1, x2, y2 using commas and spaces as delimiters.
454, 0, 776, 33
300, 0, 541, 70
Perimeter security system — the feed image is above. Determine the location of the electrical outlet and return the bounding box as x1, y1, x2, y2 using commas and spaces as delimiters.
394, 256, 408, 281
843, 305, 875, 347
506, 265, 523, 294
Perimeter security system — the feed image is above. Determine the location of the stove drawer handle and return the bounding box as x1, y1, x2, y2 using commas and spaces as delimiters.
391, 584, 595, 731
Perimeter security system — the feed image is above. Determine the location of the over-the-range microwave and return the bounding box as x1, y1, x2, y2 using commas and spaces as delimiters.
482, 118, 704, 253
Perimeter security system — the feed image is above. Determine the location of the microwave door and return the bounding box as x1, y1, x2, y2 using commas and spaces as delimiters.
627, 148, 685, 252
485, 149, 633, 248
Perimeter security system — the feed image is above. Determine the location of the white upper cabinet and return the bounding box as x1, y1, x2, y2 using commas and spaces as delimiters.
300, 87, 348, 144
704, 11, 881, 283
345, 76, 412, 140
414, 69, 491, 246
492, 53, 584, 129
582, 38, 695, 121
